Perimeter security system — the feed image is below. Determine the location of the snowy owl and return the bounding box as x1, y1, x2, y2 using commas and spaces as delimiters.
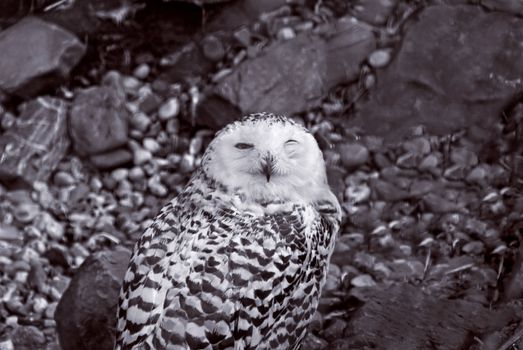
115, 112, 342, 350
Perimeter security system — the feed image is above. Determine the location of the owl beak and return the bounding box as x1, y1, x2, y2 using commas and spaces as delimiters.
260, 153, 275, 182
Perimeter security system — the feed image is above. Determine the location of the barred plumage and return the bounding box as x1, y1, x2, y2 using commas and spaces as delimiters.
115, 113, 341, 350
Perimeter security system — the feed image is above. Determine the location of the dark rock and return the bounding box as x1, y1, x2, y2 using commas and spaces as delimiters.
0, 17, 86, 98
160, 41, 215, 83
323, 318, 348, 341
69, 86, 129, 156
371, 178, 410, 202
301, 333, 328, 350
423, 193, 464, 213
352, 5, 523, 142
10, 325, 46, 350
89, 148, 133, 170
344, 284, 518, 350
204, 17, 375, 118
201, 34, 226, 62
55, 248, 131, 350
0, 97, 69, 186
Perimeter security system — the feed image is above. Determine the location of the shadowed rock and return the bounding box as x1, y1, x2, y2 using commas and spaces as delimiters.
352, 5, 523, 142
55, 248, 131, 350
0, 16, 86, 98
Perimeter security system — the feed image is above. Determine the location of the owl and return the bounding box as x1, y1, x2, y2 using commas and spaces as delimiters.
115, 113, 341, 350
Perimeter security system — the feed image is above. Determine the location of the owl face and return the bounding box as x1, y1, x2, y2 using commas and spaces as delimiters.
202, 116, 331, 204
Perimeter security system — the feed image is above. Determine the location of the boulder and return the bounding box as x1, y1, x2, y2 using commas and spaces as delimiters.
342, 283, 519, 349
69, 86, 129, 156
55, 248, 131, 350
0, 16, 86, 98
0, 97, 69, 186
352, 5, 523, 142
199, 17, 375, 129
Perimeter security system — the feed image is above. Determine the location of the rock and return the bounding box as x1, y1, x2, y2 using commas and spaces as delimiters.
402, 137, 431, 155
339, 143, 370, 169
158, 97, 180, 120
352, 0, 397, 25
55, 248, 131, 350
345, 284, 518, 349
0, 17, 86, 98
0, 97, 69, 186
53, 171, 76, 187
133, 63, 150, 80
201, 34, 226, 62
133, 148, 153, 165
371, 178, 410, 202
10, 325, 46, 350
423, 193, 463, 213
352, 5, 523, 142
89, 148, 133, 170
368, 49, 392, 68
69, 86, 129, 156
323, 318, 348, 341
450, 146, 478, 167
204, 17, 375, 119
351, 274, 377, 287
301, 333, 328, 350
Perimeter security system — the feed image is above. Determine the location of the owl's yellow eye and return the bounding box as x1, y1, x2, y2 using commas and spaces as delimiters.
235, 143, 254, 150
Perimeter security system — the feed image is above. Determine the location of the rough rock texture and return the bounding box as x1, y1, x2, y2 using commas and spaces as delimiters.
0, 97, 69, 186
0, 16, 86, 98
200, 17, 375, 129
69, 86, 129, 156
481, 0, 523, 16
352, 5, 523, 142
343, 284, 519, 350
55, 248, 131, 350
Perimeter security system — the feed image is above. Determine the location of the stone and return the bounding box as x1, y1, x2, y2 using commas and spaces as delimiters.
0, 97, 69, 186
339, 143, 370, 169
423, 193, 463, 213
55, 248, 131, 350
368, 49, 392, 68
201, 34, 226, 62
352, 5, 523, 142
133, 63, 150, 80
0, 17, 86, 98
89, 148, 132, 170
450, 147, 478, 167
205, 17, 375, 119
158, 97, 180, 120
345, 284, 517, 349
10, 325, 46, 350
69, 86, 129, 156
481, 0, 523, 16
352, 0, 397, 25
371, 178, 410, 202
351, 274, 377, 287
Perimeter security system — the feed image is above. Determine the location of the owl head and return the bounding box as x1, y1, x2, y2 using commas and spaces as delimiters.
201, 113, 335, 206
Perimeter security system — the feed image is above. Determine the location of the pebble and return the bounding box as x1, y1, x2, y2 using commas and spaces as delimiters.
44, 302, 57, 319
133, 63, 150, 80
466, 165, 488, 184
323, 318, 347, 340
233, 27, 252, 47
351, 274, 377, 287
133, 148, 152, 165
339, 143, 370, 169
53, 171, 76, 186
368, 49, 392, 68
143, 138, 161, 154
122, 76, 141, 94
158, 98, 180, 120
277, 27, 296, 40
402, 137, 431, 155
450, 147, 478, 167
1, 111, 15, 130
345, 184, 371, 204
128, 166, 145, 181
418, 153, 440, 172
111, 168, 128, 182
13, 203, 40, 224
32, 296, 48, 314
148, 176, 168, 197
201, 34, 226, 62
462, 241, 484, 255
37, 212, 65, 240
130, 112, 151, 132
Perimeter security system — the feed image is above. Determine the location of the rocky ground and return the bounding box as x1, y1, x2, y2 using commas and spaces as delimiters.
0, 0, 522, 349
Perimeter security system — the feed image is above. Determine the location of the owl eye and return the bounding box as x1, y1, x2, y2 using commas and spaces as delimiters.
235, 143, 254, 150
285, 139, 299, 145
